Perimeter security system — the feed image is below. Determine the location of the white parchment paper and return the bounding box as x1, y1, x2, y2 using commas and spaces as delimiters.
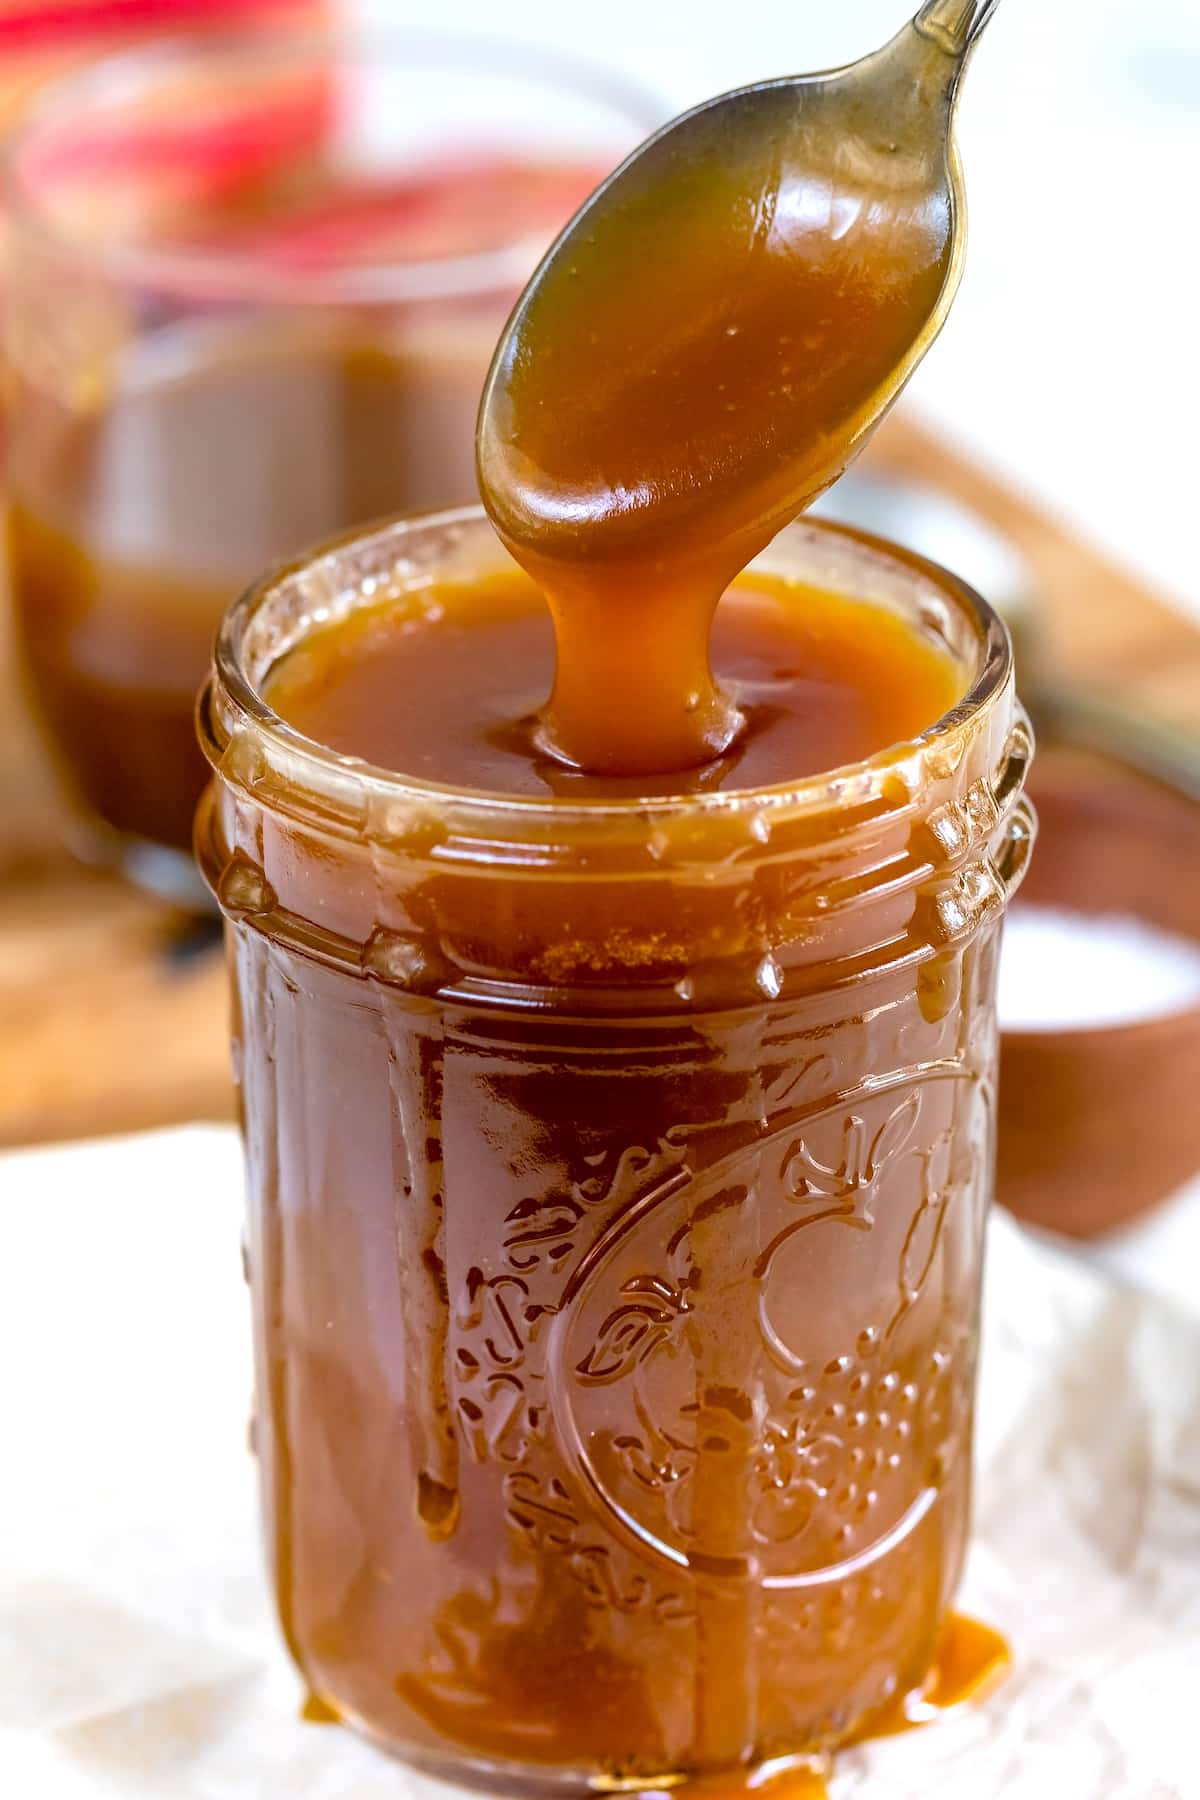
2, 1127, 1198, 1799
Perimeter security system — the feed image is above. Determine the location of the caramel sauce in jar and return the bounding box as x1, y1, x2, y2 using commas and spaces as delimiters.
3, 19, 638, 876
199, 509, 1033, 1793
7, 316, 527, 855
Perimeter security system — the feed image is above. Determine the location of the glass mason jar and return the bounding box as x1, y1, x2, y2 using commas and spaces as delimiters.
197, 509, 1034, 1792
3, 30, 656, 901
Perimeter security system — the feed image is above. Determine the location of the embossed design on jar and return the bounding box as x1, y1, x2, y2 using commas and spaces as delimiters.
450, 1138, 700, 1488
756, 1092, 923, 1374
548, 1072, 982, 1589
503, 1469, 693, 1622
454, 1270, 543, 1466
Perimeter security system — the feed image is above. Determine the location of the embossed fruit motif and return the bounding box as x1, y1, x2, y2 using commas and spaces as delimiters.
553, 1079, 981, 1584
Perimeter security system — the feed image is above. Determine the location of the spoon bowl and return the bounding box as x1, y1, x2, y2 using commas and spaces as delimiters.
479, 0, 1003, 583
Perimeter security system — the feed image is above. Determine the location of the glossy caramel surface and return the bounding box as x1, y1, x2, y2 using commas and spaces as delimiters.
266, 564, 962, 800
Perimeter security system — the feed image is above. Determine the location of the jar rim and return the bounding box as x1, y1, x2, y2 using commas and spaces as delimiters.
198, 504, 1015, 848
3, 25, 662, 309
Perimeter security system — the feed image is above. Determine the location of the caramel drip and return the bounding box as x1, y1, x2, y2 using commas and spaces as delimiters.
299, 1693, 340, 1725
865, 1610, 1010, 1737
604, 1614, 1010, 1799
250, 939, 307, 1684
685, 1017, 771, 1764
385, 1013, 459, 1541
534, 560, 744, 776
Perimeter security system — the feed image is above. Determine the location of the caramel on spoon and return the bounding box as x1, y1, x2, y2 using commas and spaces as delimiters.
478, 0, 1004, 775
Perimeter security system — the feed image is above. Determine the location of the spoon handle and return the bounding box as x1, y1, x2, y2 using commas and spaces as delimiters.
914, 0, 1004, 57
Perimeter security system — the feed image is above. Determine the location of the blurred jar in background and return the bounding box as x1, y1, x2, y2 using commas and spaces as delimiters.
0, 1, 332, 137
4, 30, 656, 900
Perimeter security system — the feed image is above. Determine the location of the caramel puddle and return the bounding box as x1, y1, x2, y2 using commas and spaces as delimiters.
299, 1692, 340, 1725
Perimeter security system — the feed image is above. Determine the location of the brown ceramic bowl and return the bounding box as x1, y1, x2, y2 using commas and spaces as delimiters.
997, 739, 1200, 1237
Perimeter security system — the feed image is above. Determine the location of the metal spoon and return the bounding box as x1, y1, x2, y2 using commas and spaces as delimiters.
478, 0, 1005, 581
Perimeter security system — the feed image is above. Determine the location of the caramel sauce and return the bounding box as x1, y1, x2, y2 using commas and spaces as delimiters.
299, 1692, 340, 1726
253, 561, 1008, 1791
478, 64, 958, 776
294, 1599, 1006, 1794
7, 321, 497, 850
265, 564, 961, 799
208, 21, 1017, 1794
635, 1613, 1009, 1798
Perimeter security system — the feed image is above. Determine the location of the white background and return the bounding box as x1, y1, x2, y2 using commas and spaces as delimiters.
359, 0, 1200, 621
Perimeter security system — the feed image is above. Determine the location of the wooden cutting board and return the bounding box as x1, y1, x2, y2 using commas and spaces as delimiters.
1, 410, 1197, 1150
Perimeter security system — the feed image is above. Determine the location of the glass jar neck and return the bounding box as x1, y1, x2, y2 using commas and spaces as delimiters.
197, 508, 1033, 1009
